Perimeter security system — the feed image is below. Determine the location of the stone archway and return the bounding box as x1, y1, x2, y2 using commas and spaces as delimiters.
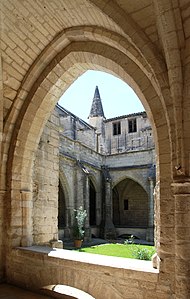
113, 178, 149, 240
5, 27, 172, 276
1, 1, 190, 297
58, 180, 66, 229
59, 171, 72, 239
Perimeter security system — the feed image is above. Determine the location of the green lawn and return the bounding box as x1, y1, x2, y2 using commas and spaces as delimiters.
78, 243, 156, 260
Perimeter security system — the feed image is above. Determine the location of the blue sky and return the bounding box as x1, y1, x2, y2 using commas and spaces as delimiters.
58, 70, 144, 122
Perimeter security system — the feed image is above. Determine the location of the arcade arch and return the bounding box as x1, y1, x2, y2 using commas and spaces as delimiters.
58, 180, 66, 229
4, 26, 172, 275
112, 177, 148, 228
1, 2, 190, 297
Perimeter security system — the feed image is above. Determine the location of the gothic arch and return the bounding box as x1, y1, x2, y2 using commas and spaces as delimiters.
88, 174, 98, 193
7, 41, 171, 187
58, 172, 71, 229
112, 177, 149, 228
112, 174, 149, 194
5, 28, 173, 256
59, 171, 70, 209
90, 0, 182, 172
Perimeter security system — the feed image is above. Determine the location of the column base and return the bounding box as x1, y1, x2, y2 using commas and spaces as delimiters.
84, 227, 91, 242
100, 218, 116, 240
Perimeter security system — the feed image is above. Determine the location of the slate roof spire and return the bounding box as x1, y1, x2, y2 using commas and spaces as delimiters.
89, 86, 105, 118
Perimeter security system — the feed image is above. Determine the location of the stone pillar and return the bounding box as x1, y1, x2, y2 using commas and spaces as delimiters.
0, 53, 3, 169
0, 51, 4, 281
105, 181, 112, 220
84, 175, 91, 240
96, 189, 102, 226
103, 180, 116, 240
20, 191, 33, 247
63, 206, 73, 239
146, 178, 154, 242
75, 165, 83, 208
172, 180, 190, 299
0, 190, 5, 281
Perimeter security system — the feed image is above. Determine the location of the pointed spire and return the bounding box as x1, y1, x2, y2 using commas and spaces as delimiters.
89, 86, 105, 118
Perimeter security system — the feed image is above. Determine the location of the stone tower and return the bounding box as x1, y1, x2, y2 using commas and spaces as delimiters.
88, 86, 106, 153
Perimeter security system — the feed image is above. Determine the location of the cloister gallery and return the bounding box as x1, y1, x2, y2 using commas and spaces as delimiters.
0, 1, 190, 298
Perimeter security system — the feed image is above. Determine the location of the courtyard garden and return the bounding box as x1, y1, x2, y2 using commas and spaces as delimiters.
71, 207, 155, 261
77, 243, 155, 261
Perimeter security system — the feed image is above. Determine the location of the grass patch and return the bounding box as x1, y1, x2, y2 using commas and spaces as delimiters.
78, 243, 155, 260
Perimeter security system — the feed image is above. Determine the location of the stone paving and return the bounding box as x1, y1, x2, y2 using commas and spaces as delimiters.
0, 284, 52, 299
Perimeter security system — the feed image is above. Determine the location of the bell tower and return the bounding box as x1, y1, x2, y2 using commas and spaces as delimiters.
88, 86, 106, 153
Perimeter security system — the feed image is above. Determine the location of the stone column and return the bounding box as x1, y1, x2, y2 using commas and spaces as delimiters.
0, 53, 3, 167
0, 190, 5, 280
20, 191, 33, 247
146, 178, 154, 242
75, 165, 83, 208
172, 180, 190, 299
105, 181, 112, 220
0, 53, 4, 280
103, 180, 116, 239
84, 175, 91, 240
63, 206, 73, 239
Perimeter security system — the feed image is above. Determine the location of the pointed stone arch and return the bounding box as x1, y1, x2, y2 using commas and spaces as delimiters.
112, 177, 149, 228
59, 171, 71, 211
112, 174, 149, 194
4, 27, 173, 269
58, 172, 72, 239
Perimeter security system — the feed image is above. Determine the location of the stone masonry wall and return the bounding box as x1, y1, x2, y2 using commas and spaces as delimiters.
37, 108, 154, 241
106, 149, 155, 169
113, 178, 149, 227
6, 248, 174, 299
57, 106, 96, 151
105, 113, 154, 154
33, 110, 60, 245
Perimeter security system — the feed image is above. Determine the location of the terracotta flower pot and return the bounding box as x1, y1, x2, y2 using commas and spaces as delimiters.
74, 239, 83, 249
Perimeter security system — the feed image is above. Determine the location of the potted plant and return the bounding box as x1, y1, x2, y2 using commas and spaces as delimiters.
73, 206, 87, 248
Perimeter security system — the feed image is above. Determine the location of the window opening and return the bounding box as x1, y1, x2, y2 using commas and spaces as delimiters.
113, 122, 121, 135
124, 199, 128, 210
128, 119, 137, 133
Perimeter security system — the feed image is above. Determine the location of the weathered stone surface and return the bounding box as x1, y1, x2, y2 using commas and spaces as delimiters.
1, 1, 190, 298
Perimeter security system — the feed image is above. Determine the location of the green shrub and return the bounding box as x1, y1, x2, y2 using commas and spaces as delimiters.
124, 235, 135, 244
73, 206, 87, 240
131, 245, 155, 261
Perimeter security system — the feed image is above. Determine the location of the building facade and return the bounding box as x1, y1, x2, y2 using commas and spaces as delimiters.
35, 86, 155, 242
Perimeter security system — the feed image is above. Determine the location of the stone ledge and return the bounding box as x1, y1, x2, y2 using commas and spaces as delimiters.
17, 246, 159, 274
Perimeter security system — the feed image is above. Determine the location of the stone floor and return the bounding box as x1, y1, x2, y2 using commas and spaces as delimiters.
0, 284, 52, 299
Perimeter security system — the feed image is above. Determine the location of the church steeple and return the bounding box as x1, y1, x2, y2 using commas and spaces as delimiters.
89, 86, 105, 118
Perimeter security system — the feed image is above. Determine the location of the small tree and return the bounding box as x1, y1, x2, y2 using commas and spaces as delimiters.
73, 206, 87, 240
